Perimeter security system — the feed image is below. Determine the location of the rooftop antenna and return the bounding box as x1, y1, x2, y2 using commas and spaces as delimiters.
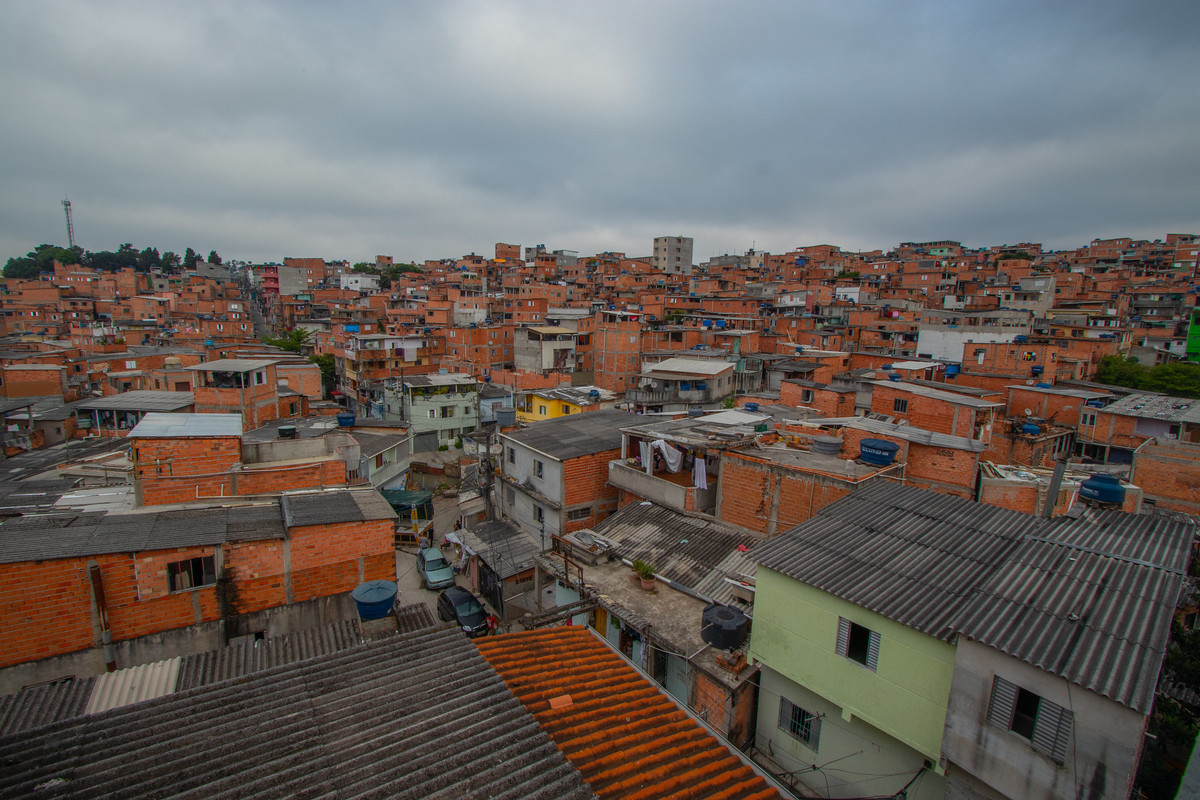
62, 197, 76, 248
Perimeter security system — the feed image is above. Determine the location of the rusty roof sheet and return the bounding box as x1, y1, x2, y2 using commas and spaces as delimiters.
476, 626, 783, 800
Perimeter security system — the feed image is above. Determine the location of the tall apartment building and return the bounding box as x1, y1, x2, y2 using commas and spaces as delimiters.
653, 236, 693, 275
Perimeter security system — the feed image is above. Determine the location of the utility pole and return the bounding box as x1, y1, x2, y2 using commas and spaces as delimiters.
62, 198, 76, 248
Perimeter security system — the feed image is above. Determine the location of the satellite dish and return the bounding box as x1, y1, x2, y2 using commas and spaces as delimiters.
1025, 380, 1035, 386
1024, 408, 1033, 416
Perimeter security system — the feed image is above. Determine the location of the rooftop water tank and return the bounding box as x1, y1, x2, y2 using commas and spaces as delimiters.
887, 372, 902, 382
337, 412, 356, 427
1086, 399, 1105, 409
687, 407, 705, 417
858, 438, 900, 466
1021, 422, 1041, 435
745, 402, 760, 412
812, 436, 844, 456
1034, 382, 1051, 388
277, 424, 297, 439
945, 364, 961, 376
351, 580, 398, 620
701, 604, 750, 651
588, 389, 600, 398
1079, 473, 1126, 506
495, 408, 517, 427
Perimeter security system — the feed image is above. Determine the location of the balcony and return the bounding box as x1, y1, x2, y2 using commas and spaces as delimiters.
608, 460, 716, 514
626, 388, 677, 405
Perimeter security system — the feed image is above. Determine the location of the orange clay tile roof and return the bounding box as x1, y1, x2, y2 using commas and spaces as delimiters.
475, 626, 782, 800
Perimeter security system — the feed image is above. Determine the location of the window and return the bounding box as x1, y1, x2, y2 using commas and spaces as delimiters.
987, 676, 1073, 763
778, 698, 820, 751
567, 507, 591, 522
427, 409, 436, 419
440, 406, 455, 418
507, 447, 515, 464
893, 398, 908, 414
505, 487, 515, 504
254, 371, 265, 385
539, 405, 547, 415
836, 618, 880, 671
534, 505, 544, 523
535, 460, 544, 478
562, 405, 571, 415
168, 556, 216, 592
801, 390, 814, 403
1081, 411, 1096, 426
375, 453, 384, 468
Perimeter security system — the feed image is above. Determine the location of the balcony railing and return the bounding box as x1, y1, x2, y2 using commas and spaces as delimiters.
608, 460, 716, 514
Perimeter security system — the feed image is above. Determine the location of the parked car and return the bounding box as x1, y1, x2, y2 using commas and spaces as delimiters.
417, 547, 455, 591
437, 586, 488, 638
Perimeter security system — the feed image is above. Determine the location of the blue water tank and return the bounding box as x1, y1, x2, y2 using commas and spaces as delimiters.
1079, 473, 1126, 506
589, 389, 600, 398
859, 439, 900, 466
1031, 366, 1044, 375
887, 372, 902, 381
881, 364, 893, 370
1086, 399, 1105, 408
1014, 335, 1028, 342
745, 402, 760, 412
337, 413, 356, 427
1021, 422, 1041, 435
945, 364, 961, 376
351, 580, 397, 620
1034, 382, 1051, 388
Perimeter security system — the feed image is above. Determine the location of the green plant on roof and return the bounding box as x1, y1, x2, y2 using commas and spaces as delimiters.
631, 559, 655, 580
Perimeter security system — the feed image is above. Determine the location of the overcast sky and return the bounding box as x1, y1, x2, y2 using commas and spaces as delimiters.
3, 1, 1199, 265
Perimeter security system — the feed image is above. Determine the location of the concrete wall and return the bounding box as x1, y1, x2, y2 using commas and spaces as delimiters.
748, 567, 957, 763
0, 593, 356, 695
942, 638, 1145, 800
916, 329, 1021, 363
757, 665, 946, 800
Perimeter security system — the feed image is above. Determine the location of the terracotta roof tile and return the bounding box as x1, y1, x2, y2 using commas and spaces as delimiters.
476, 626, 782, 800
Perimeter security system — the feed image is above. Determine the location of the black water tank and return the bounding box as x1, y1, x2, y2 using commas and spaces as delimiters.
702, 604, 750, 651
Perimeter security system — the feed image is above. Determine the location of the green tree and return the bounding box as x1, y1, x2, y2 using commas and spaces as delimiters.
1142, 363, 1200, 399
183, 248, 199, 269
207, 250, 222, 265
3, 257, 39, 279
309, 353, 335, 395
1095, 355, 1150, 389
263, 328, 312, 352
137, 247, 160, 272
351, 262, 376, 273
160, 251, 181, 270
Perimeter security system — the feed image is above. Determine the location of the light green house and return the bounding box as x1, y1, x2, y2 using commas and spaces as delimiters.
747, 482, 1029, 800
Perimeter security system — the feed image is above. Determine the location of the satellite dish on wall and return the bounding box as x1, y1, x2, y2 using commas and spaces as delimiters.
1023, 408, 1033, 416
1025, 380, 1035, 386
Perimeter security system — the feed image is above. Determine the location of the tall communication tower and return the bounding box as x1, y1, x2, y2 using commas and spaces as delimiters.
62, 198, 75, 248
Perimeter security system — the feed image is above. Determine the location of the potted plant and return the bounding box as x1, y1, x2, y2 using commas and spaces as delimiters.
632, 559, 656, 591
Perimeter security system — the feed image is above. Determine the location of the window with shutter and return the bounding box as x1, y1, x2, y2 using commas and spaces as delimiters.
837, 618, 879, 671
987, 676, 1073, 764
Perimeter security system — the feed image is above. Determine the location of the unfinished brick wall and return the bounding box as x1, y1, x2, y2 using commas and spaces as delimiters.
0, 517, 396, 670
133, 435, 242, 506
1131, 440, 1200, 515
563, 449, 622, 532
716, 452, 864, 536
841, 428, 978, 498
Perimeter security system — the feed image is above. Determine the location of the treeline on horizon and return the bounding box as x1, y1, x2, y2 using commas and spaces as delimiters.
3, 243, 224, 279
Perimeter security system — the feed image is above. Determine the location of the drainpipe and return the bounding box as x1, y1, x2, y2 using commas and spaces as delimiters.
88, 562, 116, 672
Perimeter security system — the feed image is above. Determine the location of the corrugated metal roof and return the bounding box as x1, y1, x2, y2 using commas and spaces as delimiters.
74, 391, 195, 412
501, 409, 632, 461
0, 628, 595, 800
476, 626, 782, 800
176, 619, 365, 690
643, 357, 734, 376
752, 482, 1031, 641
868, 380, 1003, 408
0, 676, 95, 736
753, 482, 1195, 712
593, 501, 763, 591
461, 520, 540, 578
184, 358, 279, 372
1099, 392, 1200, 423
127, 412, 243, 438
0, 502, 285, 564
85, 657, 181, 714
281, 488, 398, 528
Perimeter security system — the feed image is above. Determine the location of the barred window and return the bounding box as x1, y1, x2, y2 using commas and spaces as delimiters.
778, 698, 820, 751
